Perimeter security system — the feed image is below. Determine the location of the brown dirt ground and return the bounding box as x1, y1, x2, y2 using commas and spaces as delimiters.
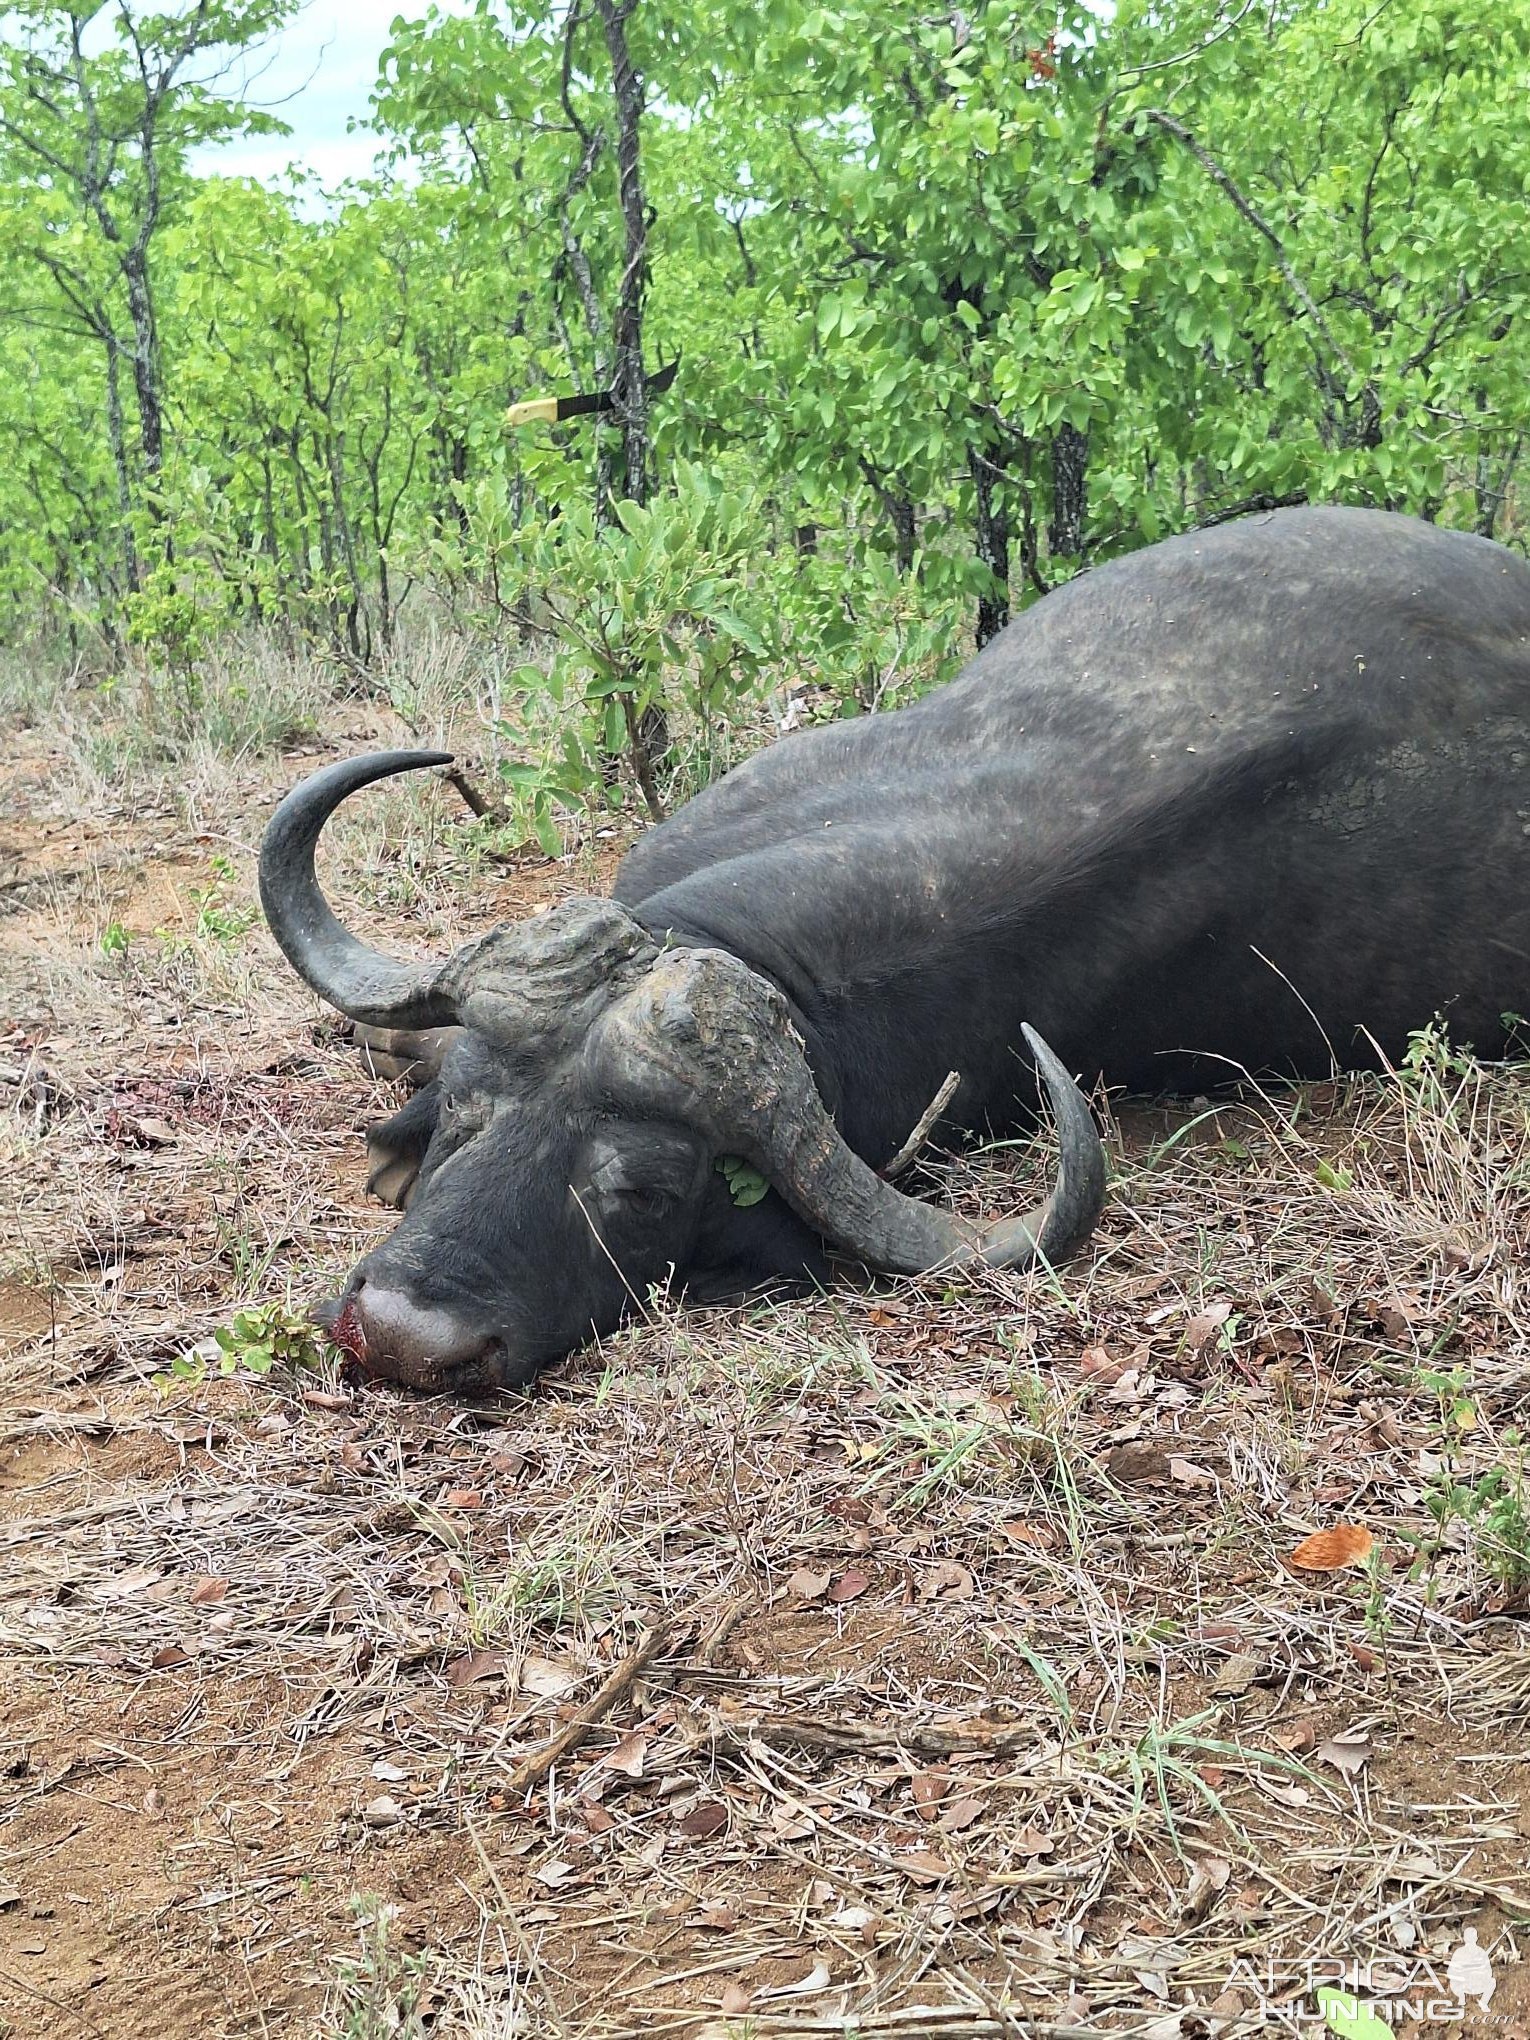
4, 708, 1530, 2039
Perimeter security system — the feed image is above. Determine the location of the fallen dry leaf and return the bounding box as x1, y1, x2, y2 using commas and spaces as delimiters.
919, 1559, 975, 1601
1210, 1653, 1260, 1698
678, 1799, 729, 1839
1105, 1441, 1171, 1484
911, 1770, 950, 1819
520, 1654, 581, 1698
188, 1576, 228, 1607
443, 1487, 483, 1510
149, 1644, 190, 1671
893, 1850, 951, 1883
1182, 1854, 1232, 1924
1260, 1780, 1311, 1809
606, 1732, 648, 1779
1010, 1825, 1054, 1858
939, 1795, 986, 1834
115, 1567, 166, 1597
829, 1568, 870, 1602
789, 1567, 832, 1601
444, 1648, 507, 1689
1168, 1455, 1217, 1488
1288, 1524, 1375, 1572
363, 1794, 404, 1827
1078, 1345, 1125, 1381
1317, 1732, 1373, 1777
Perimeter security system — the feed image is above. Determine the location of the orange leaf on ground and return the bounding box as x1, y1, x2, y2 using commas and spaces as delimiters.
1288, 1524, 1374, 1572
911, 1770, 949, 1819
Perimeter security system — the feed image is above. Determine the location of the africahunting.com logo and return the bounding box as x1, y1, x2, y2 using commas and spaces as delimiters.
1225, 1931, 1497, 2033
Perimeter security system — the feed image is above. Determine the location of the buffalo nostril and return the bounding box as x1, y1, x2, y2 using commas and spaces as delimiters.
329, 1282, 490, 1389
326, 1290, 370, 1369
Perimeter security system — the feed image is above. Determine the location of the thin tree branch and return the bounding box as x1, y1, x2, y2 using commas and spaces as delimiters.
1142, 107, 1358, 386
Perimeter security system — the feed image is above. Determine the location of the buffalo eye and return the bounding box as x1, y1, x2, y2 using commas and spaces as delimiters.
586, 1129, 705, 1220
609, 1185, 673, 1219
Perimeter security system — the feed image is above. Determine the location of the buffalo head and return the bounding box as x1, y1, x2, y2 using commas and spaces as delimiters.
259, 751, 1105, 1392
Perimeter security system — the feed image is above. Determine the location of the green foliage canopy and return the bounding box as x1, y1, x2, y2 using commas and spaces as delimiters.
0, 0, 1525, 810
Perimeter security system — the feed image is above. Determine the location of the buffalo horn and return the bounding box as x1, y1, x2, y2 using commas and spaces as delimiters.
258, 751, 463, 1028
594, 949, 1106, 1275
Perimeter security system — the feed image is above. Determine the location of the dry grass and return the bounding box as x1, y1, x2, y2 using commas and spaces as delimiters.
4, 667, 1530, 2039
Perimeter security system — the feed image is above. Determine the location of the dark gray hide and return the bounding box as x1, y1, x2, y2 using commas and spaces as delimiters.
260, 507, 1530, 1391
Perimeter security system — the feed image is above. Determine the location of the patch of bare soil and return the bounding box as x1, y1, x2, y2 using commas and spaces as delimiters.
4, 718, 1530, 2039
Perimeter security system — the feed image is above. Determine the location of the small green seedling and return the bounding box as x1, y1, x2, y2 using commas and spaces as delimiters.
156, 1302, 323, 1389
717, 1154, 770, 1206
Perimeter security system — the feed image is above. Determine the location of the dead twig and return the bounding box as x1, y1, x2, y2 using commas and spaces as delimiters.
500, 1620, 670, 1799
884, 1069, 961, 1178
691, 2009, 1119, 2039
440, 763, 509, 826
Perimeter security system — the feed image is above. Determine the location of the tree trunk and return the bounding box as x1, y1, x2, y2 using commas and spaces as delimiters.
592, 0, 667, 779
969, 445, 1010, 647
103, 339, 140, 597
594, 0, 651, 511
1048, 423, 1089, 560
121, 250, 163, 479
859, 459, 916, 573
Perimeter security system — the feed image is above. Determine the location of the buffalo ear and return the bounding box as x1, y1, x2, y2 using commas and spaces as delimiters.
355, 1022, 461, 1089
365, 1082, 441, 1210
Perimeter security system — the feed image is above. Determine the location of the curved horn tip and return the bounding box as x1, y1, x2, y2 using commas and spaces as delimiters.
288, 747, 456, 799
258, 748, 464, 1029
995, 1022, 1108, 1270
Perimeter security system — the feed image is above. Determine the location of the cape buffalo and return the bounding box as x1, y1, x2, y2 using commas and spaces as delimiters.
259, 506, 1530, 1392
